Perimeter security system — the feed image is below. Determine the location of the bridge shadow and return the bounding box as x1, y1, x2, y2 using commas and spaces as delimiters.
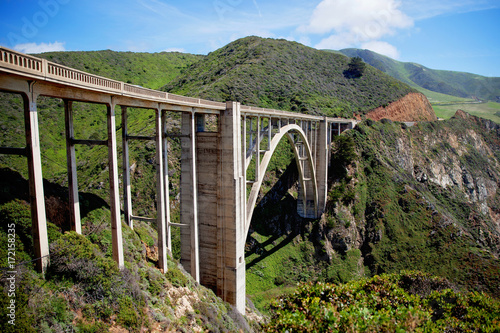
245, 163, 312, 269
0, 167, 108, 232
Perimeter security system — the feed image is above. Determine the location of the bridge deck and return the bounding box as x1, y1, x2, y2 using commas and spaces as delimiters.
0, 46, 356, 126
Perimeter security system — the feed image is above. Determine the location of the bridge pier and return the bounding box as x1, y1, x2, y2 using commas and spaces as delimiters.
64, 100, 82, 234
121, 105, 168, 272
180, 111, 200, 282
217, 102, 246, 313
107, 102, 125, 269
180, 102, 246, 313
316, 118, 329, 213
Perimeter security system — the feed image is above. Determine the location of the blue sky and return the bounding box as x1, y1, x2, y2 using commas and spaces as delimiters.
1, 0, 499, 76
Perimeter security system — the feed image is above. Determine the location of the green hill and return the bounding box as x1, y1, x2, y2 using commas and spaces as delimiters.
338, 48, 500, 103
162, 36, 417, 118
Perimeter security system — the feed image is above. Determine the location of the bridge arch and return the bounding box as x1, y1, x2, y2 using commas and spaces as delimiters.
245, 123, 318, 235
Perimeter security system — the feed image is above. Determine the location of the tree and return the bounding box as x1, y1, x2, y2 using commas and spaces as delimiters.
346, 56, 366, 78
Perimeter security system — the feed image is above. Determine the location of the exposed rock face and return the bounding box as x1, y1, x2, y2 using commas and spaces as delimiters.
316, 111, 500, 295
366, 92, 437, 122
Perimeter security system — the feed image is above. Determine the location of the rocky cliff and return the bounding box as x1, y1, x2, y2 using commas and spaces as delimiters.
319, 110, 500, 296
366, 92, 437, 122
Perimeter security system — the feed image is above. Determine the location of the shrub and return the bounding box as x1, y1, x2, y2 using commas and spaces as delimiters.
265, 272, 500, 332
165, 265, 188, 288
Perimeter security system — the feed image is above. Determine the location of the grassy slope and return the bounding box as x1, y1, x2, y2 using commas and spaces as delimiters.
0, 200, 258, 332
163, 36, 416, 118
433, 101, 500, 123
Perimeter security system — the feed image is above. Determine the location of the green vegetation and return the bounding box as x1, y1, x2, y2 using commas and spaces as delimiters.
338, 48, 500, 121
265, 271, 500, 332
342, 116, 500, 296
163, 36, 416, 118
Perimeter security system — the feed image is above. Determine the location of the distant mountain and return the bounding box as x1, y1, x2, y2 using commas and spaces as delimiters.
338, 48, 500, 102
162, 36, 418, 118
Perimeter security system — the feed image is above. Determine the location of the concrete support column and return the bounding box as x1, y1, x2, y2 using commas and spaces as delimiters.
121, 106, 133, 229
162, 110, 172, 254
180, 111, 200, 282
255, 116, 261, 182
107, 103, 124, 269
155, 108, 167, 271
23, 91, 49, 273
316, 118, 329, 215
217, 101, 246, 314
64, 99, 81, 234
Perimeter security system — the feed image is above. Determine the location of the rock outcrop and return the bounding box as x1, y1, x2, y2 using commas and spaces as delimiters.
366, 92, 437, 122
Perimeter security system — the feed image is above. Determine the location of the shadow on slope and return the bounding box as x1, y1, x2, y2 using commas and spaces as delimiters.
0, 167, 108, 231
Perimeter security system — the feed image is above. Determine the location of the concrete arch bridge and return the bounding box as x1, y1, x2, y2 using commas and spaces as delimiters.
0, 47, 357, 313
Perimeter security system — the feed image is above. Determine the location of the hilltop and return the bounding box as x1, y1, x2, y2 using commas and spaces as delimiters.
162, 36, 421, 119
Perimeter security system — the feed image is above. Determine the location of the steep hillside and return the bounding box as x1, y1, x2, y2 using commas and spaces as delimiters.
339, 48, 500, 103
162, 36, 417, 118
0, 194, 261, 332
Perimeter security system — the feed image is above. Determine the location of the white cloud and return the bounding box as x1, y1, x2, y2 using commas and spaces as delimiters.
300, 0, 413, 52
361, 40, 400, 59
315, 32, 357, 50
162, 47, 187, 53
303, 0, 412, 36
13, 42, 66, 54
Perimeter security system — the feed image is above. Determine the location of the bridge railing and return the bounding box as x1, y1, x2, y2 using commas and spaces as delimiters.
0, 46, 226, 110
0, 46, 360, 123
240, 105, 324, 121
47, 61, 123, 92
1, 47, 45, 77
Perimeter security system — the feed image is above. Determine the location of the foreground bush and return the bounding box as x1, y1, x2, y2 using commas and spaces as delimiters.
265, 271, 500, 332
